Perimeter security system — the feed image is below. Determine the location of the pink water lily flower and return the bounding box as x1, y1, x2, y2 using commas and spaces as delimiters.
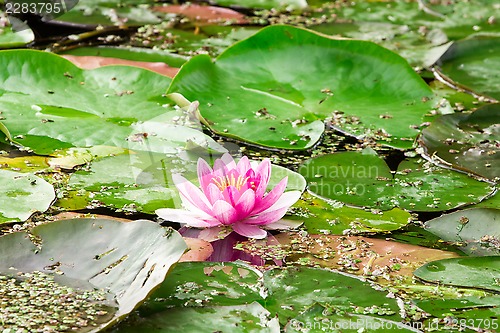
156, 153, 302, 239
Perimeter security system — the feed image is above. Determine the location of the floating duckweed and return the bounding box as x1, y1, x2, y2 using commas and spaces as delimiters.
0, 271, 114, 332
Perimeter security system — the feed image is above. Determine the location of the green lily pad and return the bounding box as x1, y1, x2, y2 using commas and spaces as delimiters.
114, 302, 279, 333
286, 304, 419, 332
0, 13, 34, 48
286, 192, 411, 235
429, 80, 487, 112
66, 150, 179, 214
127, 262, 402, 330
309, 0, 500, 41
419, 103, 500, 181
140, 261, 262, 314
306, 0, 500, 68
0, 218, 187, 331
299, 149, 494, 211
113, 262, 279, 332
416, 295, 500, 332
0, 49, 224, 155
167, 25, 435, 150
264, 266, 401, 325
0, 169, 55, 223
424, 208, 500, 256
434, 37, 500, 101
414, 256, 500, 293
311, 21, 451, 68
473, 192, 500, 209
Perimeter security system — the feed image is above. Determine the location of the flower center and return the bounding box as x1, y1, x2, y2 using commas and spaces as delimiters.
212, 174, 249, 191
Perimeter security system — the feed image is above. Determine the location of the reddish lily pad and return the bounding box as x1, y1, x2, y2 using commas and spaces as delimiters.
270, 232, 459, 282
62, 55, 179, 78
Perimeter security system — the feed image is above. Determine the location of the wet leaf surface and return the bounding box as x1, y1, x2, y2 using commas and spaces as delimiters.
414, 256, 500, 293
424, 208, 500, 256
299, 149, 494, 211
419, 103, 500, 181
434, 37, 500, 101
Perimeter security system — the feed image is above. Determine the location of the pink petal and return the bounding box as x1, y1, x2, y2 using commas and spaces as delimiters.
254, 159, 271, 198
236, 156, 251, 174
205, 183, 224, 205
242, 191, 302, 225
221, 153, 237, 171
232, 222, 268, 239
222, 185, 241, 206
173, 174, 213, 215
213, 153, 236, 178
197, 158, 213, 193
155, 208, 221, 227
252, 176, 287, 215
260, 190, 302, 214
241, 206, 289, 225
235, 188, 256, 219
212, 200, 238, 225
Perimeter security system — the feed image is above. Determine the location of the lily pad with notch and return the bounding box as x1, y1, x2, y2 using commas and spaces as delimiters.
419, 103, 500, 181
0, 49, 224, 156
433, 36, 500, 101
167, 25, 435, 150
414, 256, 500, 293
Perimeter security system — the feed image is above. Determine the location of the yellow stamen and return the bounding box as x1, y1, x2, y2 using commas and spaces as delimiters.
212, 175, 249, 191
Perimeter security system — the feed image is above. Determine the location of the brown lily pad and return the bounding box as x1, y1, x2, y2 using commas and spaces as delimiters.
180, 237, 214, 262
238, 232, 459, 283
62, 55, 179, 78
152, 4, 248, 25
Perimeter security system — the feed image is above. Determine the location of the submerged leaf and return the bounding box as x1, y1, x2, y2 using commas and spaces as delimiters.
0, 169, 55, 223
